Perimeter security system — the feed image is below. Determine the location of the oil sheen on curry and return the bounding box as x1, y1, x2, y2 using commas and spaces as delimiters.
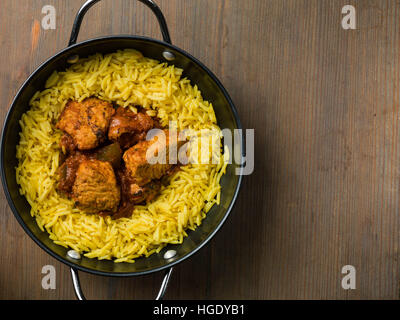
56, 97, 182, 219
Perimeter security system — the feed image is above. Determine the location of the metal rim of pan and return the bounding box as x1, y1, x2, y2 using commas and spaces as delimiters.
1, 35, 244, 277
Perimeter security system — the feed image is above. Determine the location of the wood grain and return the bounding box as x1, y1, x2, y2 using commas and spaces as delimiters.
0, 0, 399, 299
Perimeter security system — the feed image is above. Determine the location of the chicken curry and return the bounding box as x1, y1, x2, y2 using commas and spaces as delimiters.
56, 97, 181, 219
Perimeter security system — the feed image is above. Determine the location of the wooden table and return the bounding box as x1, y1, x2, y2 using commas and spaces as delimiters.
1, 0, 399, 300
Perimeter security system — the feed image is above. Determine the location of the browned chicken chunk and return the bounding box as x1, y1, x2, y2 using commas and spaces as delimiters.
112, 179, 162, 219
129, 180, 161, 203
56, 98, 115, 151
119, 169, 161, 204
123, 130, 181, 187
108, 106, 156, 149
72, 159, 121, 214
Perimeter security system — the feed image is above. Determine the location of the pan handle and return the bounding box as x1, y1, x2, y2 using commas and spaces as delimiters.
68, 0, 172, 46
70, 267, 173, 300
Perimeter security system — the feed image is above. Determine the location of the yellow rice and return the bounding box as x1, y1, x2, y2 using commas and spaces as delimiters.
15, 49, 227, 263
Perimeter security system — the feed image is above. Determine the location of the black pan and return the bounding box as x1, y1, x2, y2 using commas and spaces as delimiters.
0, 0, 243, 300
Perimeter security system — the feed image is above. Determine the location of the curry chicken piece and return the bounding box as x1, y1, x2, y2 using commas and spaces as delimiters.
56, 98, 115, 151
123, 130, 181, 188
119, 170, 161, 204
72, 159, 121, 214
112, 179, 162, 219
55, 100, 179, 217
108, 106, 156, 149
57, 143, 122, 196
129, 180, 161, 203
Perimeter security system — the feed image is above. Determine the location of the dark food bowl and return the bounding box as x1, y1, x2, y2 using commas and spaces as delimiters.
0, 0, 243, 299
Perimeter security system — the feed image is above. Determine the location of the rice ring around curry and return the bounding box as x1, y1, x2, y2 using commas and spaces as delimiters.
15, 49, 227, 262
